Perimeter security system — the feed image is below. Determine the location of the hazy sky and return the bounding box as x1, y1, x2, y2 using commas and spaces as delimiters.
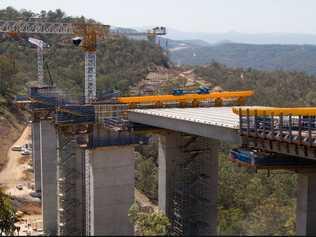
1, 0, 315, 34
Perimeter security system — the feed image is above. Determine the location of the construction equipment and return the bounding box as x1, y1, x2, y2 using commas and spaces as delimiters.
117, 90, 254, 108
0, 20, 166, 104
28, 37, 49, 85
172, 87, 210, 96
230, 148, 316, 171
232, 106, 316, 161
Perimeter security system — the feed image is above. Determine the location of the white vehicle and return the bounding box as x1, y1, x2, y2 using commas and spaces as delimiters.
16, 184, 23, 190
21, 149, 31, 156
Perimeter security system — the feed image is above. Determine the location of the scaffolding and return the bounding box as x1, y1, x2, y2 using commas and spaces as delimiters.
57, 127, 86, 236
172, 135, 213, 235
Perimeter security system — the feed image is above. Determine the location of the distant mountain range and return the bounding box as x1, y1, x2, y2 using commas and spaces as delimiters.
123, 27, 316, 75
169, 42, 316, 75
166, 28, 316, 45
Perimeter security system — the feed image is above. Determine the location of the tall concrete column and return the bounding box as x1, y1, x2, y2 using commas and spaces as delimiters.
86, 145, 135, 236
40, 119, 57, 235
32, 121, 41, 193
296, 173, 316, 236
159, 132, 219, 235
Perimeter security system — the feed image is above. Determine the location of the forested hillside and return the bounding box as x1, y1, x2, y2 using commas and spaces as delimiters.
170, 42, 316, 75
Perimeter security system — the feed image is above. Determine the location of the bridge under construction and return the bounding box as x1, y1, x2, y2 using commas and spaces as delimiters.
6, 17, 316, 236
14, 85, 316, 236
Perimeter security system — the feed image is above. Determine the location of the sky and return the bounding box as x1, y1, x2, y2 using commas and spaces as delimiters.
1, 0, 315, 34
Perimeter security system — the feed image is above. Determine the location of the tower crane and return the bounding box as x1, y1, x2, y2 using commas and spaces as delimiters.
28, 37, 49, 85
0, 20, 167, 104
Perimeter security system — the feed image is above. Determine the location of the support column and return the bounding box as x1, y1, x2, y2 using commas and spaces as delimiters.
296, 173, 316, 236
32, 121, 41, 193
86, 145, 135, 236
158, 132, 219, 235
40, 119, 57, 235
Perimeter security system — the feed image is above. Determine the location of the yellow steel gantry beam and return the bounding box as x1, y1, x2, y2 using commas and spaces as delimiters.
117, 90, 254, 105
233, 106, 316, 116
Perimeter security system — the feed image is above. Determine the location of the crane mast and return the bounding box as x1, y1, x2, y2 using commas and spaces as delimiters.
28, 37, 48, 85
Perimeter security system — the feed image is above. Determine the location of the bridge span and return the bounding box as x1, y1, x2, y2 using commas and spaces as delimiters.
129, 107, 240, 144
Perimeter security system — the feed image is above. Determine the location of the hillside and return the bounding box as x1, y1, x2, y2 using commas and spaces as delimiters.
170, 43, 316, 75
0, 7, 169, 98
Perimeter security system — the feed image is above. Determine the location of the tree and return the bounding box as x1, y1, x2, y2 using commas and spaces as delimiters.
135, 154, 158, 201
128, 202, 170, 236
0, 189, 18, 236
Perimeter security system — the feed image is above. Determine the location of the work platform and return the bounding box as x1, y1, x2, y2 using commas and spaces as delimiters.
234, 106, 316, 160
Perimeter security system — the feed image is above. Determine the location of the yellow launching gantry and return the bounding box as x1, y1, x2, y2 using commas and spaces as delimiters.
117, 90, 254, 108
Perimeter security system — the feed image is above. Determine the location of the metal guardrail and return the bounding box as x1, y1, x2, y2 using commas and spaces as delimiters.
233, 107, 316, 147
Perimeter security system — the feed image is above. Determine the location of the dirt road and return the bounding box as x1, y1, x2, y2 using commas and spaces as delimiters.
0, 125, 34, 198
0, 125, 43, 235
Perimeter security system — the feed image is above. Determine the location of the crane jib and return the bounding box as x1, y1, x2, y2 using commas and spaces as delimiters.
0, 21, 74, 34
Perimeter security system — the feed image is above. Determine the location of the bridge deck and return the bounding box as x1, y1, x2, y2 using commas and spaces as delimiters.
128, 107, 241, 144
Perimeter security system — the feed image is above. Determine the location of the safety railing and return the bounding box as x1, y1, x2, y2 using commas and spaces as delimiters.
55, 105, 95, 125
94, 104, 130, 130
233, 107, 316, 147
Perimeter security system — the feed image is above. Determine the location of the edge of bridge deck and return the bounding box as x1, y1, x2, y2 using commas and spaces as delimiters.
128, 107, 241, 144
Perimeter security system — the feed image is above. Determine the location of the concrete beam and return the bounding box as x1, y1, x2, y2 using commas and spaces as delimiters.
32, 121, 41, 193
86, 145, 135, 236
159, 132, 219, 235
296, 173, 316, 235
40, 120, 57, 235
129, 111, 240, 144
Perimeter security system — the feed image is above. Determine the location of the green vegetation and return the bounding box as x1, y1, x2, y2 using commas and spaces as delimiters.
171, 43, 316, 75
135, 139, 158, 202
0, 189, 18, 235
128, 202, 170, 235
218, 153, 296, 235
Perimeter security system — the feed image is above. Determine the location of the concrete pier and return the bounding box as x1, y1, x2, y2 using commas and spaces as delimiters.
158, 132, 219, 235
56, 127, 86, 236
32, 121, 41, 193
296, 173, 316, 236
86, 145, 135, 236
40, 120, 58, 235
